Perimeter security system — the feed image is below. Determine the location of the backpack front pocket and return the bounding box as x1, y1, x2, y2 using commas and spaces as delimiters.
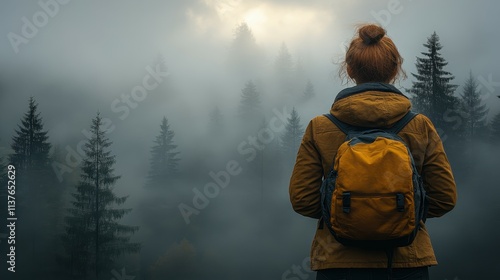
331, 192, 416, 240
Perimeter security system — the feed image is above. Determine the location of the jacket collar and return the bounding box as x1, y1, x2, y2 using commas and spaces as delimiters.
334, 82, 407, 102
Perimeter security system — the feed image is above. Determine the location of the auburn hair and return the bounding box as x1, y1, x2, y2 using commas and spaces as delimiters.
339, 24, 406, 84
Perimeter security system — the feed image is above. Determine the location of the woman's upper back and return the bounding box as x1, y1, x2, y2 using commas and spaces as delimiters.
306, 83, 456, 218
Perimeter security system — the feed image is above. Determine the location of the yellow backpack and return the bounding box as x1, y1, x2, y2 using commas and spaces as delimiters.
321, 111, 428, 262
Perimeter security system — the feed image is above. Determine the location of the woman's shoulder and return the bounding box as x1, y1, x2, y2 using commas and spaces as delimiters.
407, 113, 438, 134
308, 114, 344, 135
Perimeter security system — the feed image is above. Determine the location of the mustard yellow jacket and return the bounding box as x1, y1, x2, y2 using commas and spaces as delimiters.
289, 83, 457, 269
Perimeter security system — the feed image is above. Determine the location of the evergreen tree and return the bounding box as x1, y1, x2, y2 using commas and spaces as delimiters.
62, 113, 140, 278
303, 80, 315, 99
274, 42, 296, 98
231, 22, 257, 54
147, 116, 180, 187
275, 42, 293, 76
228, 22, 262, 76
275, 42, 294, 83
8, 97, 54, 277
238, 80, 261, 120
410, 32, 458, 130
490, 112, 500, 144
459, 72, 488, 141
281, 108, 304, 158
10, 96, 51, 173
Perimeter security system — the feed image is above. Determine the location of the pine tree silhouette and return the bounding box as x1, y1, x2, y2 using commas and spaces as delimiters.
459, 72, 488, 140
303, 80, 315, 99
147, 116, 180, 187
410, 32, 458, 130
61, 113, 140, 278
8, 97, 54, 276
275, 42, 293, 78
281, 107, 304, 158
238, 80, 261, 120
228, 22, 262, 76
10, 97, 51, 172
275, 42, 294, 95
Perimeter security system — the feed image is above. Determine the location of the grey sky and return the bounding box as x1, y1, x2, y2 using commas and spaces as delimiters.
1, 0, 499, 86
0, 1, 499, 279
1, 0, 499, 130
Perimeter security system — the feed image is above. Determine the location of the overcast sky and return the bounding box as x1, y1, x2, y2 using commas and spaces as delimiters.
1, 0, 499, 133
1, 0, 499, 87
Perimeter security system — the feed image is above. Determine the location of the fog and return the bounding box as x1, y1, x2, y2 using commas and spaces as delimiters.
1, 0, 499, 279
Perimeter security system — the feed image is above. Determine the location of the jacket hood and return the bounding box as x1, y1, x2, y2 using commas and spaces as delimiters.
331, 82, 411, 128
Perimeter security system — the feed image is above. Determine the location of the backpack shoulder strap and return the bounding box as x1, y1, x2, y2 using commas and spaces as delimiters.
323, 113, 355, 135
387, 111, 418, 134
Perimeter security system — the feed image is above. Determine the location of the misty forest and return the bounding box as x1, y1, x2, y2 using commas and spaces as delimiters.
1, 1, 500, 280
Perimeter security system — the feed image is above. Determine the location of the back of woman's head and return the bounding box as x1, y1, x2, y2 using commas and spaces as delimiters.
340, 24, 405, 84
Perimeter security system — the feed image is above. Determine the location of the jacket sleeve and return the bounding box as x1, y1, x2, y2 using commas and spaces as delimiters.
289, 120, 324, 219
421, 117, 457, 218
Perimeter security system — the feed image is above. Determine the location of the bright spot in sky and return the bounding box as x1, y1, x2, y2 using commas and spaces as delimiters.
194, 1, 336, 49
244, 7, 267, 27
